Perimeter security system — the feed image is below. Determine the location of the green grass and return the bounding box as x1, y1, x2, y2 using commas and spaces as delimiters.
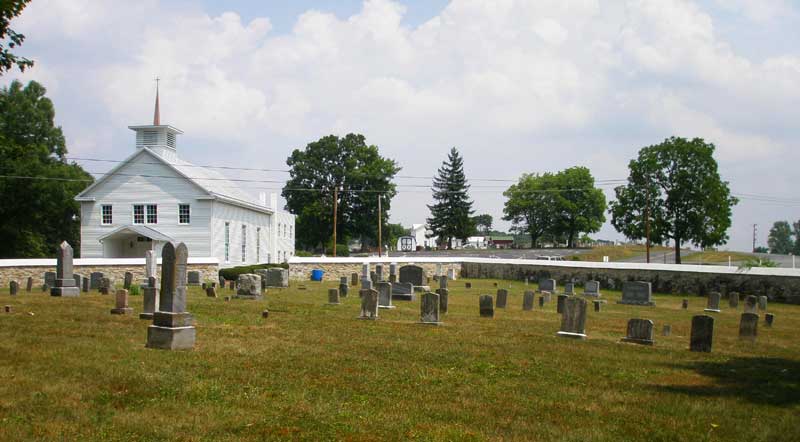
682, 251, 755, 265
1, 280, 799, 441
574, 244, 671, 262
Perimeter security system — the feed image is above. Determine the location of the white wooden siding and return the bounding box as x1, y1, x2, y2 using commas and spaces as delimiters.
211, 201, 272, 267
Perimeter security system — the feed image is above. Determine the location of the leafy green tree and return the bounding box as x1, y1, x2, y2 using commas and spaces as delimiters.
502, 173, 559, 248
427, 147, 474, 249
0, 80, 92, 257
767, 221, 793, 254
552, 167, 606, 248
384, 223, 407, 249
471, 214, 493, 235
793, 221, 800, 255
283, 134, 400, 251
610, 137, 737, 264
1, 1, 33, 75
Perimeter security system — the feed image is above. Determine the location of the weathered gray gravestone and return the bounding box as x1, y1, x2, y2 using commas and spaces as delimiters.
375, 264, 384, 282
82, 277, 89, 293
557, 294, 568, 314
744, 295, 758, 314
187, 271, 201, 286
593, 300, 602, 312
370, 271, 377, 285
111, 289, 133, 315
618, 281, 654, 306
420, 292, 442, 325
729, 292, 739, 308
377, 282, 394, 309
266, 268, 289, 288
704, 292, 722, 313
391, 281, 415, 301
9, 281, 18, 295
557, 297, 587, 339
146, 242, 196, 350
621, 319, 654, 345
123, 272, 133, 290
435, 288, 448, 314
328, 288, 340, 305
765, 313, 774, 327
435, 263, 443, 277
564, 283, 574, 296
496, 289, 508, 309
90, 272, 103, 290
738, 312, 758, 341
73, 274, 82, 290
339, 276, 349, 297
523, 291, 534, 311
145, 250, 157, 281
254, 269, 269, 289
447, 268, 456, 281
539, 279, 556, 293
205, 286, 217, 298
542, 291, 552, 303
140, 276, 159, 320
539, 296, 545, 308
758, 296, 767, 311
389, 263, 397, 283
480, 295, 494, 318
99, 277, 111, 295
51, 241, 80, 297
439, 275, 448, 289
228, 280, 235, 291
583, 280, 601, 297
26, 277, 33, 292
44, 271, 56, 288
236, 274, 263, 300
399, 265, 425, 287
361, 279, 372, 292
662, 324, 671, 336
690, 315, 714, 352
351, 272, 359, 286
359, 287, 379, 320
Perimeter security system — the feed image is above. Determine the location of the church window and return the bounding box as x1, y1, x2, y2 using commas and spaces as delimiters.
241, 225, 247, 262
224, 222, 230, 262
133, 205, 145, 224
101, 205, 113, 225
146, 205, 158, 224
179, 204, 190, 224
256, 227, 261, 262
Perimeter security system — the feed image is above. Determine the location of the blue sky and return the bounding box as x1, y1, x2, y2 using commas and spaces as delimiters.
6, 0, 800, 251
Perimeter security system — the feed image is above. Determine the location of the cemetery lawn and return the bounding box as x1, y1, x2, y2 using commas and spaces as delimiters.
2, 282, 799, 442
682, 250, 756, 264
575, 244, 671, 262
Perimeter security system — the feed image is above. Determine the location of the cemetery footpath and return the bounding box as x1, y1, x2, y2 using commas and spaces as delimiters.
1, 276, 799, 441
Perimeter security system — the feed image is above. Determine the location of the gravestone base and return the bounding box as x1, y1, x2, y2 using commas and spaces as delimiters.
139, 312, 154, 320
378, 305, 396, 310
357, 315, 378, 321
621, 336, 654, 346
703, 308, 721, 313
617, 300, 655, 306
146, 325, 196, 350
153, 312, 194, 327
50, 285, 80, 297
392, 293, 416, 301
111, 307, 133, 315
413, 286, 431, 293
418, 320, 443, 326
234, 293, 263, 300
556, 331, 586, 340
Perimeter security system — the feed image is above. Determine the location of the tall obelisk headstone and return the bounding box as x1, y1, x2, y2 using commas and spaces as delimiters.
50, 241, 80, 297
146, 242, 196, 350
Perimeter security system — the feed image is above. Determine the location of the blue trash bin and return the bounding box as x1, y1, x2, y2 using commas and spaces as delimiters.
310, 269, 324, 281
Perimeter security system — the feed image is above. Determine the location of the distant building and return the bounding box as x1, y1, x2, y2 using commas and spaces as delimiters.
487, 236, 514, 249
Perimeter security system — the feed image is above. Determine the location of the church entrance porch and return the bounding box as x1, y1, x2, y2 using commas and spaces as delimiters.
98, 225, 173, 258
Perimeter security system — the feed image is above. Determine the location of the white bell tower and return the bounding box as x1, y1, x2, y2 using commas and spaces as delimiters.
128, 78, 183, 161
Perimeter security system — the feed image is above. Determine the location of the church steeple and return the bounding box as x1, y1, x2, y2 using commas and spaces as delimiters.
153, 77, 160, 125
128, 77, 183, 160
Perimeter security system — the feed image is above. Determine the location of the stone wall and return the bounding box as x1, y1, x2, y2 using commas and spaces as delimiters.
289, 262, 460, 282
460, 262, 800, 304
0, 264, 218, 287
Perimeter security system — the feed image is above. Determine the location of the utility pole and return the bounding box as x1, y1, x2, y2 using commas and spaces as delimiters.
377, 193, 383, 257
332, 186, 339, 257
752, 224, 757, 253
645, 191, 651, 264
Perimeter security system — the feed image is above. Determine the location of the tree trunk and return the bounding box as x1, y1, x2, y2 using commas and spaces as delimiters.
568, 231, 575, 249
530, 232, 538, 249
674, 239, 681, 264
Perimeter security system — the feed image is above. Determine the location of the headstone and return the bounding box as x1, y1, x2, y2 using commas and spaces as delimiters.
758, 296, 767, 311
44, 271, 56, 288
359, 288, 379, 320
729, 292, 739, 308
90, 272, 103, 290
738, 312, 758, 341
266, 268, 289, 288
391, 282, 415, 301
523, 291, 534, 311
361, 263, 370, 280
261, 309, 269, 318
123, 272, 133, 290
436, 288, 448, 314
145, 250, 157, 281
370, 271, 377, 285
236, 274, 263, 300
219, 276, 226, 288
662, 324, 671, 336
542, 291, 552, 303
593, 300, 602, 312
339, 276, 349, 297
539, 296, 546, 308
26, 277, 33, 292
435, 263, 443, 277
201, 282, 206, 290
389, 263, 397, 283
361, 279, 373, 291
583, 280, 601, 297
496, 289, 508, 309
557, 297, 587, 339
420, 292, 442, 325
557, 294, 568, 314
479, 295, 494, 318
254, 269, 269, 289
704, 292, 721, 313
618, 281, 654, 306
689, 315, 714, 352
564, 283, 574, 296
539, 279, 556, 293
228, 280, 235, 291
439, 275, 448, 289
146, 242, 196, 350
205, 286, 217, 298
9, 281, 18, 295
328, 288, 340, 305
682, 299, 689, 309
4, 305, 10, 313
41, 283, 48, 292
621, 319, 654, 345
111, 289, 133, 315
377, 282, 394, 309
351, 272, 359, 286
50, 241, 80, 297
140, 276, 159, 320
765, 313, 774, 327
447, 268, 456, 281
375, 264, 384, 282
465, 282, 472, 289
744, 295, 758, 314
187, 271, 201, 286
99, 277, 111, 295
399, 265, 425, 287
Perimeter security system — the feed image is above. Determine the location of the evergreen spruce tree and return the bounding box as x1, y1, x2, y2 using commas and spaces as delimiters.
427, 147, 474, 249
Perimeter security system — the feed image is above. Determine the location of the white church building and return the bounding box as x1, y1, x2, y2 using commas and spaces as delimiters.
75, 91, 295, 267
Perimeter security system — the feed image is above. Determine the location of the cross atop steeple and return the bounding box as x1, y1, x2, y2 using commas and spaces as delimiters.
153, 77, 161, 125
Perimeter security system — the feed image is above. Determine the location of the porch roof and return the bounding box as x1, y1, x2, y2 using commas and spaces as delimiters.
98, 225, 174, 243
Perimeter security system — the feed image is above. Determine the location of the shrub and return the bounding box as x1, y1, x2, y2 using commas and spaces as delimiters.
324, 244, 350, 257
128, 285, 141, 296
740, 257, 779, 269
